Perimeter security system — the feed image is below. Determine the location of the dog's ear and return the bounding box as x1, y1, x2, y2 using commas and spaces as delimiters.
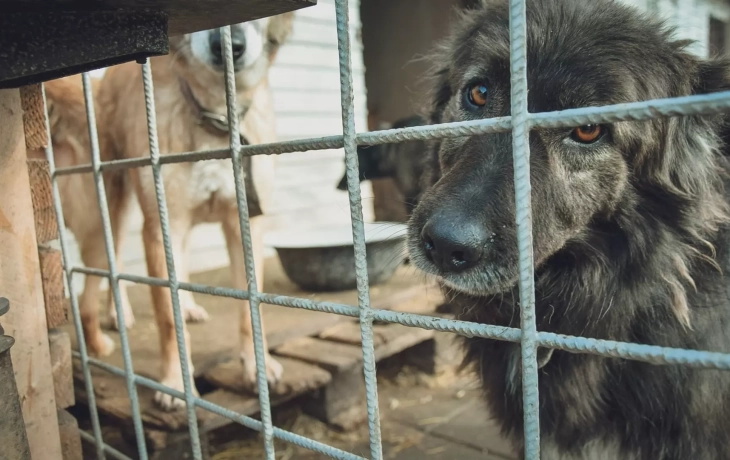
428, 66, 452, 125
695, 59, 730, 95
694, 59, 730, 150
268, 13, 294, 60
336, 174, 348, 191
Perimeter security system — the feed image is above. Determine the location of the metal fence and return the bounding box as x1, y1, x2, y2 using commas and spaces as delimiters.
39, 0, 730, 459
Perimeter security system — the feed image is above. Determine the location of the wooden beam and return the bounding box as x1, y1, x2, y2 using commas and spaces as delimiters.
49, 330, 74, 409
19, 84, 48, 151
0, 0, 317, 37
38, 246, 67, 329
0, 88, 63, 460
57, 409, 82, 460
26, 159, 59, 245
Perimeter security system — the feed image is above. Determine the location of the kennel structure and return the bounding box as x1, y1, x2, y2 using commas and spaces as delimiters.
5, 0, 730, 459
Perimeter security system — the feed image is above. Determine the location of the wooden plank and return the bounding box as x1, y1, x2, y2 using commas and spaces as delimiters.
0, 88, 62, 460
57, 409, 82, 460
203, 357, 331, 429
319, 322, 435, 361
74, 367, 197, 431
204, 355, 331, 398
39, 246, 67, 329
74, 357, 330, 432
26, 159, 59, 244
19, 84, 48, 151
49, 329, 74, 409
274, 337, 363, 373
373, 324, 434, 361
2, 0, 317, 36
303, 322, 436, 430
302, 362, 366, 431
320, 322, 386, 347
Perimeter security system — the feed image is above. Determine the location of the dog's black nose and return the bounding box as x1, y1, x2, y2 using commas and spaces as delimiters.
421, 215, 487, 272
209, 30, 246, 64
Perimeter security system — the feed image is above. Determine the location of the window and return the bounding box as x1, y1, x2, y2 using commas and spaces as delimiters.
710, 16, 728, 57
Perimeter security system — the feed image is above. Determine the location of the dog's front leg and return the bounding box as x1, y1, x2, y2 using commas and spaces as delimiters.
143, 218, 198, 410
106, 265, 136, 331
78, 237, 116, 357
223, 213, 283, 391
175, 232, 210, 323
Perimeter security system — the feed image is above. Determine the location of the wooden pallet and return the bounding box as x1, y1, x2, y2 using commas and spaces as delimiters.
69, 258, 445, 457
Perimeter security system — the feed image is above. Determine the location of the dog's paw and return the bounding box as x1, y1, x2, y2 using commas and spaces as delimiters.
107, 305, 136, 331
240, 351, 284, 393
154, 375, 199, 411
88, 333, 116, 358
183, 303, 210, 323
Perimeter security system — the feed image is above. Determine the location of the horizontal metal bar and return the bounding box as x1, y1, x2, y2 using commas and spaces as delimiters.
538, 332, 730, 369
53, 90, 730, 177
79, 431, 132, 460
529, 90, 730, 129
70, 265, 730, 369
73, 266, 252, 300
54, 135, 343, 176
77, 354, 365, 460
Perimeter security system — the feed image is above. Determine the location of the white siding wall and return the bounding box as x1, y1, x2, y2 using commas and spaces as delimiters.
267, 0, 372, 238
621, 0, 730, 57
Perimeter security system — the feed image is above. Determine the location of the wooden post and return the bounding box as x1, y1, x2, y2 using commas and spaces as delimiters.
0, 88, 63, 460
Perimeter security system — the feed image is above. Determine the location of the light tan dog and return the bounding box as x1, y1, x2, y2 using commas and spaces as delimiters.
37, 15, 293, 410
29, 74, 136, 358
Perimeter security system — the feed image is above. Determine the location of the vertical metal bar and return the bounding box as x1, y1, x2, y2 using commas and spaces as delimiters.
219, 26, 276, 460
81, 73, 150, 460
41, 84, 107, 460
508, 0, 541, 457
333, 1, 384, 458
139, 61, 203, 459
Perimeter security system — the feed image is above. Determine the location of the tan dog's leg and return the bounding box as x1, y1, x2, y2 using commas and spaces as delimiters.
223, 213, 283, 389
105, 175, 136, 331
106, 267, 135, 330
79, 235, 116, 357
142, 217, 198, 410
176, 234, 210, 323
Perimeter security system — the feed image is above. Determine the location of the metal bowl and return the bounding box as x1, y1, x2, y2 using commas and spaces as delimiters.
265, 222, 408, 292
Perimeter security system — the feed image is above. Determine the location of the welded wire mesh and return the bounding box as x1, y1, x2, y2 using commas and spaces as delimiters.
39, 0, 730, 459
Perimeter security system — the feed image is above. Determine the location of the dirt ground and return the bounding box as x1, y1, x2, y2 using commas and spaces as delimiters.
207, 358, 516, 460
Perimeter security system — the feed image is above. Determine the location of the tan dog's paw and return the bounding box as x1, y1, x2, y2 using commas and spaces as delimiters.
88, 333, 115, 358
154, 374, 199, 411
107, 304, 136, 331
240, 351, 284, 393
182, 302, 210, 323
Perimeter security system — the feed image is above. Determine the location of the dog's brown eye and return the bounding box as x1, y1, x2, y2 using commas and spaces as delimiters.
571, 125, 604, 143
467, 83, 489, 107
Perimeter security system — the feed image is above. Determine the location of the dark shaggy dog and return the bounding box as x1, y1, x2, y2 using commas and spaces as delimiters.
337, 115, 428, 214
407, 0, 730, 458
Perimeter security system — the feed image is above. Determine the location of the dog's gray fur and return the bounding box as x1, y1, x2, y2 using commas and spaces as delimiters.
407, 0, 730, 458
